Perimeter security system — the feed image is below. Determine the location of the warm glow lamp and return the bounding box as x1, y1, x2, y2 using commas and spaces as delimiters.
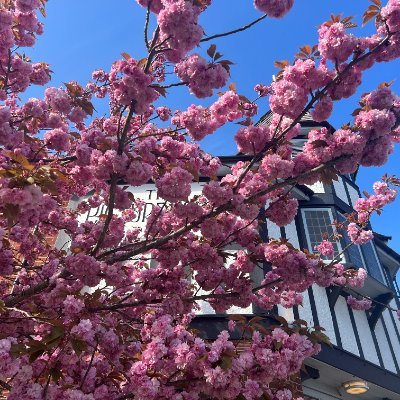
341, 380, 369, 395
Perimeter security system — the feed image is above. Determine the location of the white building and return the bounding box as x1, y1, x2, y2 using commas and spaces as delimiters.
70, 112, 400, 400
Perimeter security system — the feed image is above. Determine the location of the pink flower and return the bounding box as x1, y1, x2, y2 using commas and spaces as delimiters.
175, 54, 228, 98
16, 0, 40, 13
315, 240, 335, 257
381, 0, 400, 33
157, 0, 203, 62
347, 295, 372, 311
63, 295, 84, 316
156, 167, 192, 202
347, 223, 373, 245
156, 106, 171, 121
269, 79, 308, 119
202, 181, 233, 206
0, 10, 12, 34
109, 58, 159, 114
71, 319, 95, 343
364, 86, 397, 110
311, 95, 333, 122
265, 197, 298, 227
260, 154, 294, 180
45, 87, 72, 114
125, 161, 153, 186
318, 22, 357, 63
254, 83, 270, 97
136, 0, 163, 14
254, 0, 294, 18
44, 128, 70, 152
234, 125, 271, 154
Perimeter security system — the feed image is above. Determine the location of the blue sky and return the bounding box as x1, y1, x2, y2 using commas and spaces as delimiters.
25, 0, 400, 251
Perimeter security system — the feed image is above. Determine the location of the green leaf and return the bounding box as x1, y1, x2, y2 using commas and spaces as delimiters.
70, 338, 87, 356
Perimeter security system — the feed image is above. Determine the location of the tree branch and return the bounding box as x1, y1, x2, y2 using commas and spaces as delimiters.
144, 1, 152, 50
200, 14, 268, 43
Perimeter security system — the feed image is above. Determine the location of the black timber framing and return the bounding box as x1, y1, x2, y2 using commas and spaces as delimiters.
327, 286, 342, 308
314, 344, 400, 394
368, 292, 394, 329
191, 316, 400, 394
300, 365, 320, 382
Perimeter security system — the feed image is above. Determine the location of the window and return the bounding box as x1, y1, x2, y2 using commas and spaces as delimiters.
302, 208, 387, 286
301, 208, 341, 260
337, 213, 365, 268
360, 242, 386, 284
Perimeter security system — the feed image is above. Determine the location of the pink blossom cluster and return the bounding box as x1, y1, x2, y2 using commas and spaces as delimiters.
311, 95, 333, 122
156, 166, 193, 202
137, 0, 164, 14
234, 125, 272, 154
381, 0, 400, 33
260, 154, 294, 180
175, 54, 229, 98
347, 295, 372, 311
254, 0, 294, 18
318, 22, 358, 63
315, 240, 335, 257
109, 58, 160, 113
269, 79, 308, 119
157, 0, 204, 62
354, 181, 397, 223
254, 83, 270, 97
347, 223, 374, 245
265, 197, 298, 227
177, 91, 244, 141
1, 1, 400, 398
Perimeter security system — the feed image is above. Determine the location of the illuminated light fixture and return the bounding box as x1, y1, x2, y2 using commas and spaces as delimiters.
342, 380, 369, 395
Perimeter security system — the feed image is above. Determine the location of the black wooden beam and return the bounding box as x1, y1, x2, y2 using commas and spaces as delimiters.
327, 285, 342, 308
368, 292, 394, 329
300, 365, 320, 382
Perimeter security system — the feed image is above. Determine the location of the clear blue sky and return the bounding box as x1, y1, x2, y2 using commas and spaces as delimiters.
25, 0, 400, 252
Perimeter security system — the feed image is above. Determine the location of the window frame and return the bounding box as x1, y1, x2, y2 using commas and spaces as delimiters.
301, 207, 343, 262
336, 211, 367, 269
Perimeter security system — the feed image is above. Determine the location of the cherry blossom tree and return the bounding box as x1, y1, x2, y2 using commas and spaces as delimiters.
0, 0, 400, 398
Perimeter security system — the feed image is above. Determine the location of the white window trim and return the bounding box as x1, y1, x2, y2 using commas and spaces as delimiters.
368, 239, 386, 284
337, 211, 366, 269
301, 207, 343, 262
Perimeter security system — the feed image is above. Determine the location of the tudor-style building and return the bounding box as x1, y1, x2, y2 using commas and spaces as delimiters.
70, 112, 400, 400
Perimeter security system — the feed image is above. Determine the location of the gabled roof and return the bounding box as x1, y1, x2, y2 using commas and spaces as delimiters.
256, 110, 336, 132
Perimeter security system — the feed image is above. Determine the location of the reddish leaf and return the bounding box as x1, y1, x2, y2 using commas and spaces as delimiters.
362, 6, 379, 26
274, 60, 289, 69
121, 52, 132, 60
311, 139, 328, 148
137, 58, 147, 68
152, 85, 167, 98
207, 44, 216, 58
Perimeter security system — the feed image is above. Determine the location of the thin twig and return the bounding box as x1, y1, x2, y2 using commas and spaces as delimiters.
80, 340, 98, 389
144, 1, 152, 50
200, 14, 268, 43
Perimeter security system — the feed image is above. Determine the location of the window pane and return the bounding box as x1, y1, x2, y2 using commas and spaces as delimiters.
336, 214, 364, 268
361, 242, 386, 284
303, 209, 340, 259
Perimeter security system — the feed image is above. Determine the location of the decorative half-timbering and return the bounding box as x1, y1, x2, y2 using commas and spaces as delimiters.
63, 112, 400, 400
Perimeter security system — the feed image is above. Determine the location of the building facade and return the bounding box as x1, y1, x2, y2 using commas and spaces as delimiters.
69, 112, 400, 400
